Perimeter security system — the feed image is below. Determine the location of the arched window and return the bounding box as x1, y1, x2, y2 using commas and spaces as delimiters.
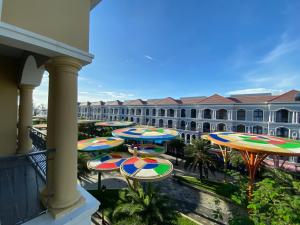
253, 125, 263, 134
217, 123, 226, 131
203, 122, 210, 133
237, 109, 246, 121
136, 108, 141, 115
167, 109, 175, 117
276, 109, 290, 123
159, 119, 164, 127
236, 124, 246, 132
276, 127, 289, 137
180, 121, 186, 130
181, 109, 186, 118
253, 109, 263, 121
181, 133, 185, 139
216, 109, 227, 120
136, 118, 140, 123
191, 109, 197, 118
168, 120, 173, 128
190, 121, 196, 131
186, 134, 191, 143
152, 109, 156, 116
130, 117, 134, 122
130, 109, 135, 115
159, 109, 165, 117
151, 119, 156, 126
203, 109, 212, 119
146, 109, 150, 116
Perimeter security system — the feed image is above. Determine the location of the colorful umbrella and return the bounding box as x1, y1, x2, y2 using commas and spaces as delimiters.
206, 132, 300, 155
95, 121, 134, 127
112, 127, 179, 141
128, 144, 166, 156
87, 152, 131, 172
120, 156, 173, 182
77, 137, 124, 152
87, 152, 130, 190
205, 132, 300, 198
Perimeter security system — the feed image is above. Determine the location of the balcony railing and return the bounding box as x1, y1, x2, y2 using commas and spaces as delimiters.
0, 128, 53, 225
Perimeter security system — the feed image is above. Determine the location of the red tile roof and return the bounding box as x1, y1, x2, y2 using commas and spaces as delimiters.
105, 100, 123, 106
200, 94, 236, 104
123, 99, 146, 105
268, 90, 299, 103
180, 97, 207, 104
229, 95, 276, 104
155, 97, 180, 105
92, 90, 299, 106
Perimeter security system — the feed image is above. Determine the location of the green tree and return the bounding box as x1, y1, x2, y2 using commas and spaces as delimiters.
168, 138, 185, 165
248, 169, 300, 225
184, 138, 216, 180
112, 184, 178, 225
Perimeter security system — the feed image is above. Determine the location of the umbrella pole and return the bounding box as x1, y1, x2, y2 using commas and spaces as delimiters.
240, 151, 268, 199
98, 172, 102, 191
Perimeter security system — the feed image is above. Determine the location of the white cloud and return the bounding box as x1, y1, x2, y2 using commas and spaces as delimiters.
245, 72, 300, 90
258, 39, 300, 64
144, 54, 154, 61
227, 88, 283, 96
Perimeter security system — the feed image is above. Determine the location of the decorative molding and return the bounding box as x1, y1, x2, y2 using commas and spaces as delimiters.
0, 22, 94, 65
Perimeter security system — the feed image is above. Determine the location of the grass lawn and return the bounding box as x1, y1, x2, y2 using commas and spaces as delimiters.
89, 189, 199, 225
177, 215, 199, 225
174, 175, 239, 200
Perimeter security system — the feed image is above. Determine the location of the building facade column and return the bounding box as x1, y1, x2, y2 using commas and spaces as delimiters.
17, 85, 34, 153
46, 56, 82, 213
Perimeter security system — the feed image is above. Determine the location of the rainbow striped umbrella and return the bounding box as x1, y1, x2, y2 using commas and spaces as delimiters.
120, 156, 173, 182
77, 137, 124, 152
113, 127, 179, 141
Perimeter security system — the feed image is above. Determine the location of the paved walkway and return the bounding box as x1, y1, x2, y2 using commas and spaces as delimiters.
81, 154, 239, 225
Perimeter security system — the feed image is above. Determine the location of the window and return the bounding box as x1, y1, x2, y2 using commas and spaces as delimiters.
237, 109, 246, 121
253, 125, 263, 134
167, 109, 175, 117
203, 109, 212, 119
167, 120, 173, 128
253, 109, 263, 121
276, 109, 289, 123
216, 109, 227, 120
203, 122, 210, 132
159, 119, 164, 127
276, 127, 289, 137
217, 123, 226, 131
180, 121, 186, 130
152, 109, 156, 116
190, 121, 196, 131
181, 109, 186, 118
191, 109, 197, 118
236, 124, 246, 132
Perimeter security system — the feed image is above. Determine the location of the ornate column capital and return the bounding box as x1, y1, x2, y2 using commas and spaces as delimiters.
45, 56, 82, 74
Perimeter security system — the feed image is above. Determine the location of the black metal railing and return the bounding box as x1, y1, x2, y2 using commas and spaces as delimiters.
0, 128, 54, 225
0, 150, 53, 225
29, 127, 49, 179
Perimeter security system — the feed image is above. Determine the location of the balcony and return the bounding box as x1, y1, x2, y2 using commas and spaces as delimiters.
0, 128, 52, 225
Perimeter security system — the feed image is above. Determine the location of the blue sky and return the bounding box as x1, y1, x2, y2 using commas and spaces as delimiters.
34, 0, 300, 105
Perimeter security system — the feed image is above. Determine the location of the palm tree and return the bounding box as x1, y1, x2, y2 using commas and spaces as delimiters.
184, 138, 216, 181
112, 183, 178, 225
168, 138, 185, 165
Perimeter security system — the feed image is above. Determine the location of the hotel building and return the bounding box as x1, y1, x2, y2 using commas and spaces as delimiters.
78, 90, 300, 164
